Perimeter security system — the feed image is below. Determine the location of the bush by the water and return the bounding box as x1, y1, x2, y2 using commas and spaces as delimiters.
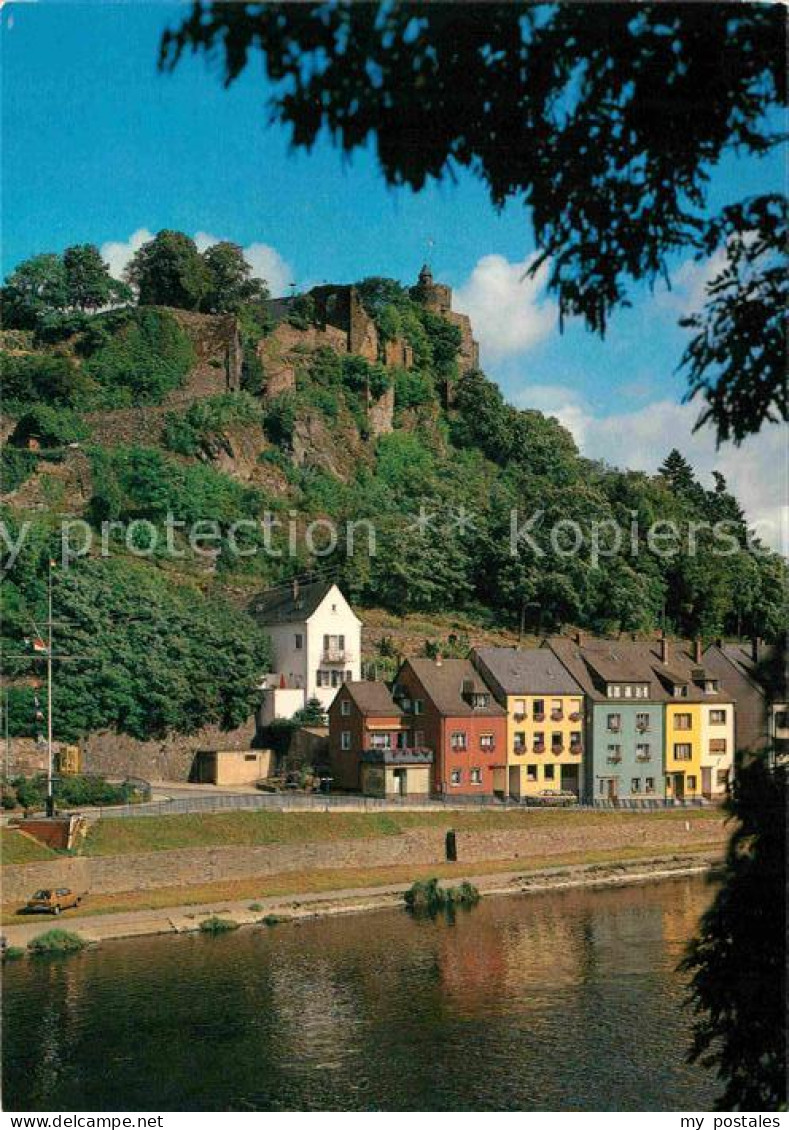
404, 878, 480, 914
28, 929, 86, 955
3, 945, 26, 961
199, 915, 239, 934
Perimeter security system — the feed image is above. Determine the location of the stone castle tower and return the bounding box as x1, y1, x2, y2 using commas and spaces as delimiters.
411, 264, 479, 375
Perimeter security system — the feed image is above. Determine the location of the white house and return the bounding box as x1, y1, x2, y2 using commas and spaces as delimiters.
252, 580, 362, 721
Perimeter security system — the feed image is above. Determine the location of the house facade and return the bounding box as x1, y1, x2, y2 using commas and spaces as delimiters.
547, 637, 665, 803
548, 636, 734, 802
471, 647, 585, 799
251, 580, 362, 720
328, 681, 411, 790
703, 640, 788, 765
393, 658, 507, 797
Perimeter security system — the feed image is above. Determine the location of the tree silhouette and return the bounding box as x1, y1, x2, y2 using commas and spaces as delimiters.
160, 1, 787, 443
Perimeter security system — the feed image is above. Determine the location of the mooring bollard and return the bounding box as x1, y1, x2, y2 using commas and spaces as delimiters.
445, 829, 457, 862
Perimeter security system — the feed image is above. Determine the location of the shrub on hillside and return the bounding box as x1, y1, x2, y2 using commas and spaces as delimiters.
83, 309, 195, 405
1, 449, 41, 492
163, 392, 262, 456
1, 352, 97, 413
9, 406, 88, 449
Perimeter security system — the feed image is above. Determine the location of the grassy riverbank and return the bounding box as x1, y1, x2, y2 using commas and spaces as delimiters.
75, 805, 722, 857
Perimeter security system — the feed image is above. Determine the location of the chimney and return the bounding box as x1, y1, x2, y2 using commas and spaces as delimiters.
292, 578, 299, 602
751, 637, 761, 663
658, 632, 669, 665
693, 639, 702, 664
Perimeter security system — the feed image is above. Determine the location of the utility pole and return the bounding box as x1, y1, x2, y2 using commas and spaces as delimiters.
46, 559, 54, 817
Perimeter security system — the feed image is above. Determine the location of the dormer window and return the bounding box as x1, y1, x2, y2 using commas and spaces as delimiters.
704, 679, 719, 693
470, 693, 490, 709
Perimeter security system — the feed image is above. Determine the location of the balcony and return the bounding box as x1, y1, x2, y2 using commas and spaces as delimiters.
635, 753, 652, 763
607, 722, 621, 733
513, 744, 526, 755
322, 648, 352, 664
569, 711, 581, 722
533, 744, 546, 755
533, 712, 546, 723
551, 742, 564, 755
636, 722, 650, 733
514, 712, 527, 722
570, 742, 582, 755
606, 755, 622, 765
551, 710, 564, 722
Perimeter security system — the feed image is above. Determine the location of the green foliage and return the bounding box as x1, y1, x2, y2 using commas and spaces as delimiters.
199, 915, 240, 934
28, 930, 86, 955
202, 240, 267, 313
292, 697, 328, 727
393, 366, 434, 412
2, 557, 270, 742
264, 392, 299, 447
341, 354, 391, 400
126, 229, 208, 309
87, 445, 262, 526
1, 253, 68, 329
1, 352, 96, 413
163, 392, 262, 456
1, 449, 41, 492
680, 763, 786, 1109
161, 4, 786, 440
287, 292, 317, 329
404, 877, 480, 915
83, 308, 195, 405
7, 774, 142, 809
10, 406, 88, 449
63, 243, 128, 312
3, 946, 26, 961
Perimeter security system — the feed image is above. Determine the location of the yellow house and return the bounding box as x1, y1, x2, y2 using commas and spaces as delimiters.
658, 644, 735, 801
471, 648, 585, 799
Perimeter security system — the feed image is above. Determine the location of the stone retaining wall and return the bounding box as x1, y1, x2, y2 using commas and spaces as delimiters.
1, 814, 725, 903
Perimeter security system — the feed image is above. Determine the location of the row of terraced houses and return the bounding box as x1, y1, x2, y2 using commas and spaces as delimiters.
328, 634, 787, 805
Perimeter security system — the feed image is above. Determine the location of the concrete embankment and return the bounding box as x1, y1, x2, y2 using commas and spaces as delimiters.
1, 853, 721, 948
1, 811, 725, 902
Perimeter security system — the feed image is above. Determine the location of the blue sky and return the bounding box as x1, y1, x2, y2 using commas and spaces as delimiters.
3, 1, 786, 546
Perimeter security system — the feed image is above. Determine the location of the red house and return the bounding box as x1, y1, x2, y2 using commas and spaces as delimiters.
393, 658, 506, 796
327, 681, 433, 795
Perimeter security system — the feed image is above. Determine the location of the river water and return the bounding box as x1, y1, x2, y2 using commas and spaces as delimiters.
2, 875, 720, 1111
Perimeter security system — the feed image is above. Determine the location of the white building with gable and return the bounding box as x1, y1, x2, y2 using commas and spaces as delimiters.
252, 580, 362, 721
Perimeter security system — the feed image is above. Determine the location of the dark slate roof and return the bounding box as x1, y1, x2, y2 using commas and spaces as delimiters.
342, 681, 403, 716
546, 637, 730, 704
716, 643, 786, 697
473, 647, 582, 696
250, 580, 336, 624
404, 658, 506, 717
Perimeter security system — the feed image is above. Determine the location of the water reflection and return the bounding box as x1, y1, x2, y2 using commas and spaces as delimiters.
3, 876, 719, 1111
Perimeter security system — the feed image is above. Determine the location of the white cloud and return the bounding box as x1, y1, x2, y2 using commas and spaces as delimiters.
515, 383, 789, 554
100, 228, 154, 280
101, 228, 294, 295
195, 231, 293, 296
454, 252, 556, 361
655, 247, 728, 317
